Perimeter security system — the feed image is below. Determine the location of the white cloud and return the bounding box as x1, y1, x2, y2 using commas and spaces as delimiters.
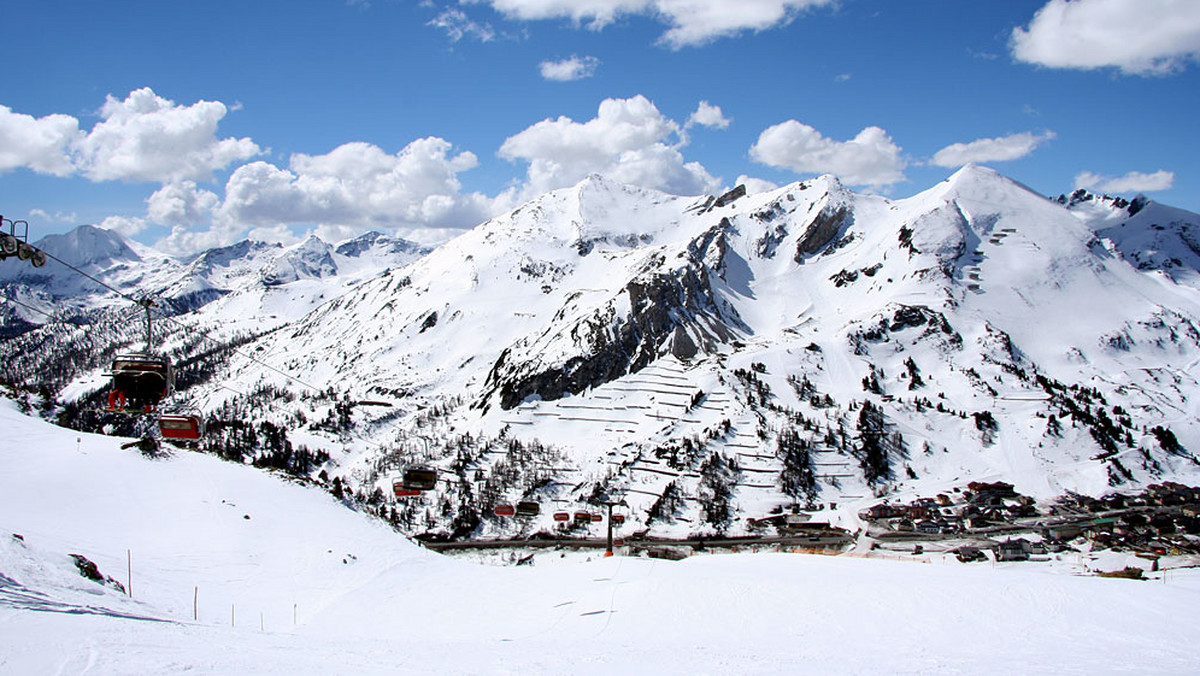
735, 174, 780, 196
749, 120, 906, 188
539, 55, 601, 81
146, 181, 220, 226
75, 87, 261, 183
499, 95, 720, 197
0, 88, 259, 185
930, 131, 1056, 168
462, 0, 836, 47
0, 106, 80, 176
428, 7, 498, 42
1075, 169, 1175, 193
686, 101, 731, 130
98, 215, 150, 238
217, 138, 495, 234
1012, 0, 1200, 75
29, 208, 78, 224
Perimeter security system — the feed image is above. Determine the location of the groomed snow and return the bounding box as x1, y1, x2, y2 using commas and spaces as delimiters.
3, 401, 1200, 674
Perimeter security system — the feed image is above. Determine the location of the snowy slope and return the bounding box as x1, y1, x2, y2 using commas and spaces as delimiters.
4, 400, 1200, 674
165, 168, 1200, 540
11, 168, 1200, 542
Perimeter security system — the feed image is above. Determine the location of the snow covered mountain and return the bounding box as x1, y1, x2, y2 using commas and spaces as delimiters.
0, 226, 429, 326
9, 166, 1200, 541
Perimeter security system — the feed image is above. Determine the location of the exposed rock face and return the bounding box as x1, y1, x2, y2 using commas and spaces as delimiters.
795, 205, 851, 261
480, 227, 745, 411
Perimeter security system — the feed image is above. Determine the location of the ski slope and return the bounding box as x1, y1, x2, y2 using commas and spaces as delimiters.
3, 401, 1200, 674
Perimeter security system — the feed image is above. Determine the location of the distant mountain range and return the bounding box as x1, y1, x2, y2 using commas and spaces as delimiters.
5, 165, 1200, 540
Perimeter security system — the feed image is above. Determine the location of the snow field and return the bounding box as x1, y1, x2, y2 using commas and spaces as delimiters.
5, 400, 1200, 673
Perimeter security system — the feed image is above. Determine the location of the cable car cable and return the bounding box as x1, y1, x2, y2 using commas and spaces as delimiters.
1, 294, 61, 324
27, 222, 412, 468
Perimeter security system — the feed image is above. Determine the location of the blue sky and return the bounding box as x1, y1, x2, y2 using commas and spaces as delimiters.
1, 0, 1198, 253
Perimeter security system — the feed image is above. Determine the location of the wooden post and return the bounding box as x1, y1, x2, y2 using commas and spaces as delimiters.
194, 586, 198, 621
127, 550, 132, 598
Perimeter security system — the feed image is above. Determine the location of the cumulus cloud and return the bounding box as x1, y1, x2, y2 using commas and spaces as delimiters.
686, 101, 731, 130
539, 55, 601, 81
735, 174, 780, 196
499, 95, 721, 197
0, 88, 259, 185
0, 106, 81, 176
930, 131, 1056, 168
428, 7, 498, 42
99, 215, 150, 238
462, 0, 836, 48
1075, 169, 1175, 193
217, 138, 495, 234
1012, 0, 1200, 75
147, 181, 220, 227
749, 120, 906, 188
76, 87, 261, 183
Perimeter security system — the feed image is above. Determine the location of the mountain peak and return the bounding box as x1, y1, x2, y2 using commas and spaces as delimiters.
35, 224, 142, 269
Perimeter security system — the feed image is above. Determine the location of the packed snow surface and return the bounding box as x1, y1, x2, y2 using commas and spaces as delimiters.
3, 401, 1199, 674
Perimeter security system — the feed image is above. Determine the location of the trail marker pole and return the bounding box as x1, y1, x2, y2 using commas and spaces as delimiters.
194, 587, 198, 621
127, 550, 132, 598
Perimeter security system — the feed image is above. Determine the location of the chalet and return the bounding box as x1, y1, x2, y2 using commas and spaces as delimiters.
1044, 524, 1084, 541
955, 546, 986, 562
914, 520, 943, 535
995, 539, 1030, 562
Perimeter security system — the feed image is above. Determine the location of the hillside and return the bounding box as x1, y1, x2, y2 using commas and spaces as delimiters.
6, 167, 1200, 542
3, 400, 1199, 674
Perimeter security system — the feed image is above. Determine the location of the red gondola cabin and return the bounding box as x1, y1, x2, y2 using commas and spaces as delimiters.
158, 414, 203, 440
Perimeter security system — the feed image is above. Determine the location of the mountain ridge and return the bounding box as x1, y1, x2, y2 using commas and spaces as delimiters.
7, 167, 1200, 540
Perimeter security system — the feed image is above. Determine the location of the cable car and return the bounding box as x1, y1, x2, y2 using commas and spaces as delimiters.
108, 353, 173, 411
493, 504, 515, 517
158, 414, 203, 440
392, 481, 422, 498
553, 512, 570, 522
401, 467, 438, 491
515, 501, 540, 517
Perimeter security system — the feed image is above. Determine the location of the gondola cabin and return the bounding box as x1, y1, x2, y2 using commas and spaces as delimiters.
108, 353, 173, 411
493, 504, 515, 517
392, 481, 422, 498
515, 501, 540, 517
553, 512, 570, 522
590, 513, 604, 523
611, 514, 625, 525
401, 467, 438, 491
574, 511, 592, 524
158, 414, 203, 440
